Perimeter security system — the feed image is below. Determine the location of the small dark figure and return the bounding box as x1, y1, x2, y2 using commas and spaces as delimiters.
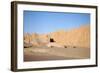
50, 46, 54, 48
64, 46, 67, 48
73, 46, 76, 48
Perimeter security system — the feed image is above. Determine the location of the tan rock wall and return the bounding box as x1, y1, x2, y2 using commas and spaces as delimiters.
24, 25, 90, 48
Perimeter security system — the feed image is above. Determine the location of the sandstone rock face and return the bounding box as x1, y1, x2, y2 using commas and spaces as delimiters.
24, 25, 90, 48
24, 33, 49, 47
49, 25, 90, 48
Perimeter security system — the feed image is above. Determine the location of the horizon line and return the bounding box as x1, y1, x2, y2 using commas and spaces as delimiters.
24, 24, 90, 35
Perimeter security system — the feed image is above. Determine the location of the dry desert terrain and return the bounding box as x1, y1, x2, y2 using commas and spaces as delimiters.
24, 25, 90, 61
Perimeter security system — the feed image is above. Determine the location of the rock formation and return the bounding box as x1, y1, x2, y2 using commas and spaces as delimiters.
24, 25, 90, 48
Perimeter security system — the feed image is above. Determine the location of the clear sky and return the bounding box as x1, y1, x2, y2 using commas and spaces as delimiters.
24, 11, 90, 34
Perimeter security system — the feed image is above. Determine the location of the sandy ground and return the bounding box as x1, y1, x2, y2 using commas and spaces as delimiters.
24, 46, 90, 62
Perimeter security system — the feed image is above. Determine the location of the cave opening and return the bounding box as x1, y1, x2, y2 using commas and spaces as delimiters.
50, 38, 55, 42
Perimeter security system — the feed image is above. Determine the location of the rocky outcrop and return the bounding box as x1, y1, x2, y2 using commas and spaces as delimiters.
49, 25, 90, 48
24, 25, 90, 48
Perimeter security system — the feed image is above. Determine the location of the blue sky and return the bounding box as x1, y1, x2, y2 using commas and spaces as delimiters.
24, 11, 90, 34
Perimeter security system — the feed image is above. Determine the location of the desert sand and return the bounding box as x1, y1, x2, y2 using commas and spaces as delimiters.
24, 25, 90, 61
